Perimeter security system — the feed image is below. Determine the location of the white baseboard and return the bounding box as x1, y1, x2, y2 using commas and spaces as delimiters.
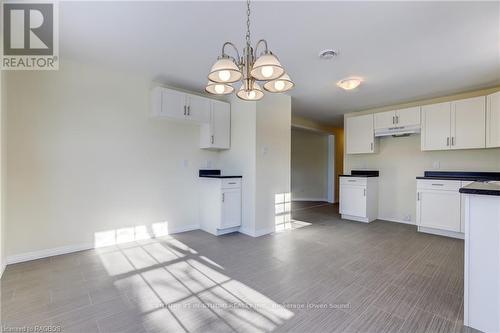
6, 224, 201, 266
0, 262, 6, 279
378, 217, 415, 225
7, 243, 94, 265
239, 226, 275, 237
292, 197, 328, 202
418, 226, 464, 239
168, 224, 200, 234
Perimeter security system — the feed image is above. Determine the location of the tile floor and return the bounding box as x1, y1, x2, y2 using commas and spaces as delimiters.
1, 203, 476, 332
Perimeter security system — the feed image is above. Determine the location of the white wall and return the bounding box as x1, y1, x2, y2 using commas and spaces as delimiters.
255, 94, 291, 235
220, 94, 291, 237
219, 96, 257, 234
291, 128, 328, 201
4, 60, 221, 259
344, 134, 500, 224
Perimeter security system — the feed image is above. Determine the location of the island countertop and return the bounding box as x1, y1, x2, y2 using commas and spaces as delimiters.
459, 181, 500, 196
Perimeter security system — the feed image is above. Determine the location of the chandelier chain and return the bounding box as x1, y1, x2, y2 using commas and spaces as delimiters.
246, 0, 251, 47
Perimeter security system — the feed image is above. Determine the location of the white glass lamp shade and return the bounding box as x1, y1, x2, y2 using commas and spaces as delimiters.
250, 53, 285, 81
208, 57, 242, 83
263, 73, 294, 93
237, 81, 264, 101
337, 78, 362, 90
205, 81, 234, 95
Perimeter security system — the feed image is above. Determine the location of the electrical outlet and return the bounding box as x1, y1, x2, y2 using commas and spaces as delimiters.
432, 161, 440, 169
404, 215, 411, 222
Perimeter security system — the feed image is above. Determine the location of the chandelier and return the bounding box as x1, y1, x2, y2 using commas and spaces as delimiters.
205, 0, 294, 101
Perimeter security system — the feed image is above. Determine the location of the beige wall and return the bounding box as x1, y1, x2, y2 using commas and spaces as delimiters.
344, 87, 500, 224
292, 115, 344, 203
4, 60, 221, 258
291, 128, 328, 201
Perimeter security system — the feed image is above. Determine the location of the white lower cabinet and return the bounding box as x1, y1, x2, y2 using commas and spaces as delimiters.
340, 177, 378, 223
416, 179, 470, 237
199, 178, 241, 235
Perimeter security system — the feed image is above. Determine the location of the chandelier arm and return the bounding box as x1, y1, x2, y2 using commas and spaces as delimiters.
254, 39, 269, 58
222, 42, 241, 64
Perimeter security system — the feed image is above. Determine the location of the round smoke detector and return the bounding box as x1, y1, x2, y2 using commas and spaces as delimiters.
319, 49, 338, 59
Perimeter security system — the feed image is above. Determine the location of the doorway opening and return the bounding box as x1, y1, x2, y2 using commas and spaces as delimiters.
291, 127, 335, 212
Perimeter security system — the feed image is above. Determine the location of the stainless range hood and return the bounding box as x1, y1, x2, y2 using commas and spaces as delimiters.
374, 124, 421, 137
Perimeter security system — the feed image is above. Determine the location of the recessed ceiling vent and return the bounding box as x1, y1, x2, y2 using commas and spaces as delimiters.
319, 49, 338, 59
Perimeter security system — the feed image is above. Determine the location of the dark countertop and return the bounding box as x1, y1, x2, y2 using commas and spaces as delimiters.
199, 169, 242, 179
199, 175, 242, 179
340, 170, 379, 178
459, 182, 500, 196
417, 171, 500, 182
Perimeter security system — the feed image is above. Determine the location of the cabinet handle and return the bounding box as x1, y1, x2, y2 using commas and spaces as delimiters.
348, 180, 356, 182
363, 189, 366, 197
183, 105, 187, 116
228, 182, 236, 185
446, 137, 450, 146
417, 192, 420, 201
187, 106, 191, 116
396, 115, 399, 124
211, 135, 214, 144
431, 183, 444, 186
451, 137, 455, 146
222, 193, 225, 202
370, 142, 374, 151
392, 116, 395, 124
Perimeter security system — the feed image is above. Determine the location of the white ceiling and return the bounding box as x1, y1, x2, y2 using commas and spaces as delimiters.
60, 1, 500, 126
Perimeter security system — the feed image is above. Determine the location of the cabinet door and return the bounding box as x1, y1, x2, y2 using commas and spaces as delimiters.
346, 114, 375, 154
374, 110, 396, 130
421, 102, 451, 151
212, 101, 230, 149
162, 88, 187, 119
417, 190, 460, 232
221, 188, 241, 229
187, 95, 210, 123
452, 96, 486, 150
396, 106, 421, 127
340, 185, 367, 217
487, 92, 500, 148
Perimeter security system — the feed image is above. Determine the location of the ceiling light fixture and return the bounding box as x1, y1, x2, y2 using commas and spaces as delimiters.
319, 49, 338, 60
205, 0, 294, 101
337, 77, 362, 90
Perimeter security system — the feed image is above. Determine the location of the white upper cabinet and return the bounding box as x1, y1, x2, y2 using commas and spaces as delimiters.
374, 110, 395, 130
346, 114, 376, 154
421, 102, 452, 151
151, 87, 231, 150
451, 96, 486, 150
487, 91, 500, 148
421, 97, 486, 151
160, 88, 187, 120
374, 106, 420, 130
186, 95, 211, 123
200, 100, 230, 150
151, 87, 210, 123
396, 106, 421, 127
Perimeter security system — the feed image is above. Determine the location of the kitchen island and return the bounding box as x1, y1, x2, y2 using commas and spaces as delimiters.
460, 181, 500, 333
